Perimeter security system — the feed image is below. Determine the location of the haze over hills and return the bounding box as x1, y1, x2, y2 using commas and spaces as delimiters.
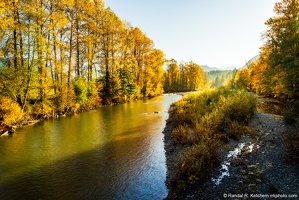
200, 55, 259, 72
200, 65, 221, 72
200, 65, 236, 72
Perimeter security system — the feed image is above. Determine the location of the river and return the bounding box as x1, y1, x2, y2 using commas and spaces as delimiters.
0, 94, 181, 200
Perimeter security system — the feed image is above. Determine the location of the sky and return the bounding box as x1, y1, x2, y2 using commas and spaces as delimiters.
103, 0, 277, 69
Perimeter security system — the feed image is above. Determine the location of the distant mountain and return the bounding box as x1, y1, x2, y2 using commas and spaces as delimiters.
200, 65, 221, 72
239, 55, 260, 69
200, 65, 236, 72
200, 55, 259, 72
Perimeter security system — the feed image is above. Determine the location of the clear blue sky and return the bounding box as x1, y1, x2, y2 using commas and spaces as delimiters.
103, 0, 277, 69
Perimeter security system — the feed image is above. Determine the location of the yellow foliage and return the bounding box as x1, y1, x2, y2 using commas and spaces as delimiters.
31, 102, 54, 119
0, 96, 23, 125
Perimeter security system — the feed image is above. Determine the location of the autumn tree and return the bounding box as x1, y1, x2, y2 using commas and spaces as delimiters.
185, 62, 205, 91
265, 0, 299, 100
0, 0, 167, 120
143, 49, 165, 97
164, 60, 205, 92
164, 59, 180, 92
234, 68, 252, 90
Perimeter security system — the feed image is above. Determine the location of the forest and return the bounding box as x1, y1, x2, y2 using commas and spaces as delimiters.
163, 59, 207, 92
235, 0, 299, 124
0, 0, 205, 128
1, 0, 298, 131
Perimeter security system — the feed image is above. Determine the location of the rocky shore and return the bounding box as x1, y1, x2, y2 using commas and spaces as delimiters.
163, 97, 299, 199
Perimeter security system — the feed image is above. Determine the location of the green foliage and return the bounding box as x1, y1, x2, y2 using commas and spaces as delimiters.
119, 69, 136, 97
265, 0, 299, 100
73, 78, 89, 104
283, 100, 299, 125
0, 96, 23, 125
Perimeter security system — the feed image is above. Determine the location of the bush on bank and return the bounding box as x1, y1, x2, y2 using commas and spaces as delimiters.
0, 96, 23, 126
168, 87, 256, 189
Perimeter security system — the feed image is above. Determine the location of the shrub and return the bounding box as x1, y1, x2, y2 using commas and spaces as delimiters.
178, 136, 220, 183
170, 100, 194, 128
31, 101, 54, 119
227, 120, 245, 139
218, 89, 256, 124
169, 87, 257, 186
172, 125, 193, 144
0, 96, 23, 125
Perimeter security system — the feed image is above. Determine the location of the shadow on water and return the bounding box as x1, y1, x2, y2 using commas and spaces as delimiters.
0, 95, 182, 200
0, 128, 166, 200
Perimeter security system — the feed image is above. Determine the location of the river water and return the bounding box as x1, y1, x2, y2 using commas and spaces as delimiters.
0, 94, 181, 200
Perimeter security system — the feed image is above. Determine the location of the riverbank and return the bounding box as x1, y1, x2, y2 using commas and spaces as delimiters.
0, 91, 196, 137
0, 103, 100, 137
0, 94, 157, 137
163, 90, 299, 199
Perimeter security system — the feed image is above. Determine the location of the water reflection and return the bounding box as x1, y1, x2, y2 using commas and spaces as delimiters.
0, 94, 181, 199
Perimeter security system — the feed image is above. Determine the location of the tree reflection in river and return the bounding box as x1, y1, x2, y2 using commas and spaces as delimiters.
0, 94, 181, 199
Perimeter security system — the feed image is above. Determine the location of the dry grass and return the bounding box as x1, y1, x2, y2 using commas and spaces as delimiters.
168, 87, 257, 189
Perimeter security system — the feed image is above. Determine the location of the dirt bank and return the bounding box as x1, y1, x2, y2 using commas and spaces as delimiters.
164, 96, 299, 199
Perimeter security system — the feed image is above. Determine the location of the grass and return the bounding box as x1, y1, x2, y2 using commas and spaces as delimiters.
168, 87, 257, 190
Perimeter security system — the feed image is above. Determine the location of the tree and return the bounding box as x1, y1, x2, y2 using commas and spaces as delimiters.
0, 0, 167, 119
165, 59, 180, 92
185, 62, 204, 91
143, 49, 165, 96
234, 68, 251, 90
265, 0, 299, 99
99, 8, 124, 99
164, 60, 205, 92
